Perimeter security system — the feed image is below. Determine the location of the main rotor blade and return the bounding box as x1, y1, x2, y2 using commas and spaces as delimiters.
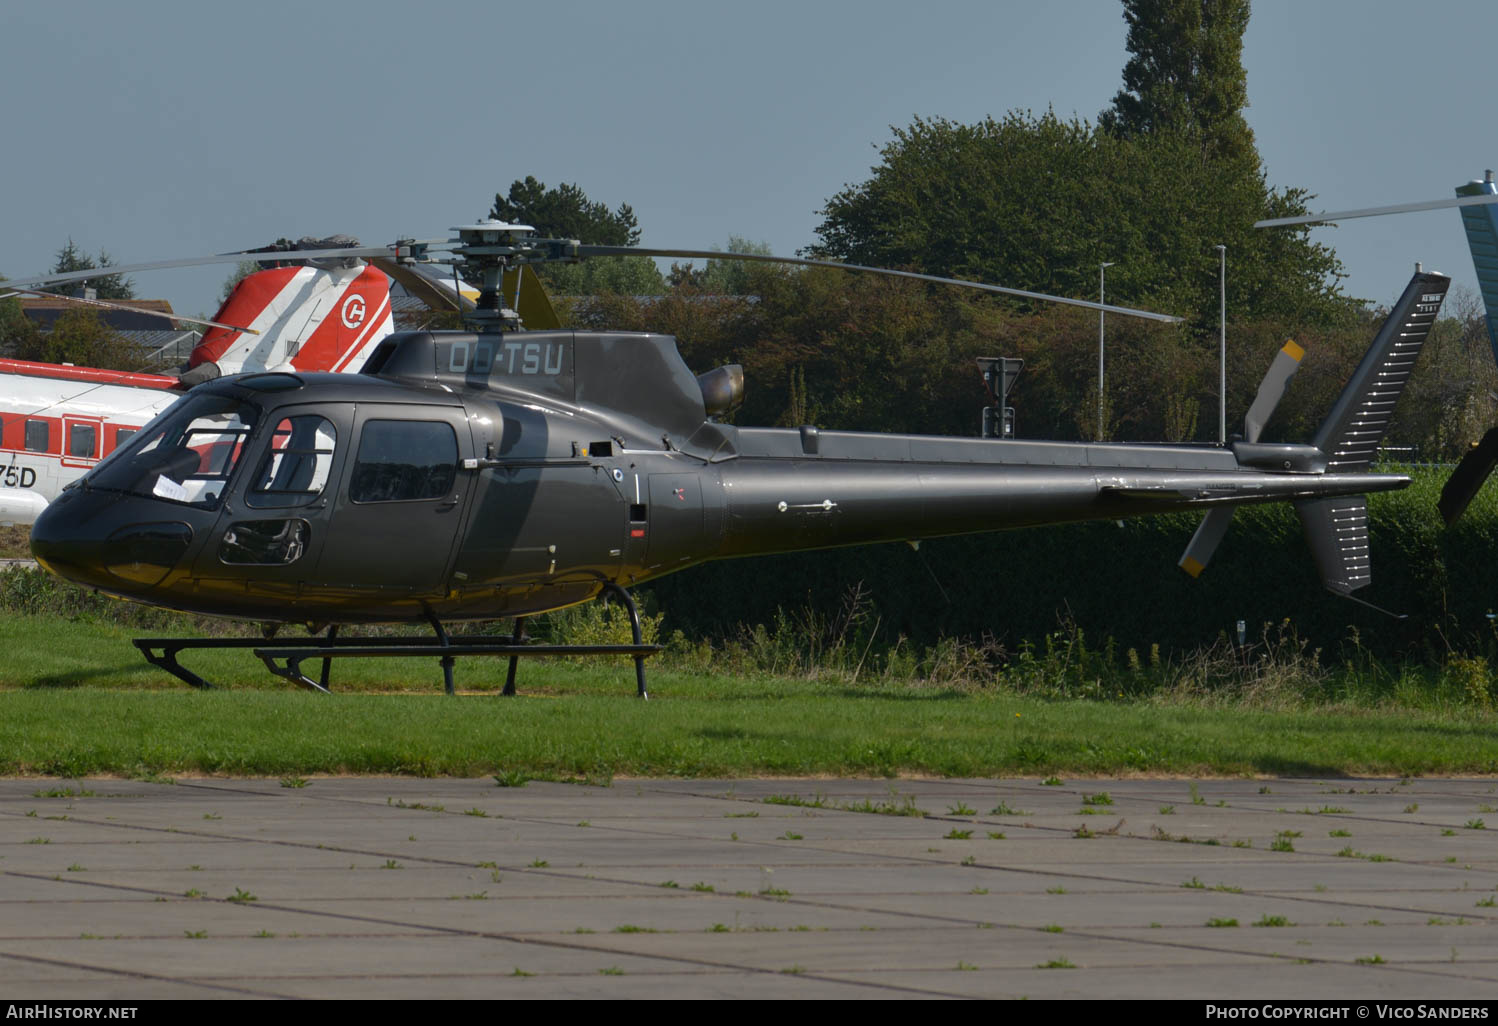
1255, 193, 1498, 229
1438, 427, 1498, 525
576, 245, 1183, 323
0, 285, 259, 335
369, 257, 475, 314
0, 245, 396, 293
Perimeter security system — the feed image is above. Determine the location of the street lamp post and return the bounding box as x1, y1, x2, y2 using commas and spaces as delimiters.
1216, 245, 1226, 445
1098, 261, 1115, 442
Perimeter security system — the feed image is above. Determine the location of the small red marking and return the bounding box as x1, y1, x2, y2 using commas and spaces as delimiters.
630, 528, 645, 538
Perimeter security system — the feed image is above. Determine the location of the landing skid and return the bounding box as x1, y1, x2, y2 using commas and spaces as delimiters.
133, 584, 659, 698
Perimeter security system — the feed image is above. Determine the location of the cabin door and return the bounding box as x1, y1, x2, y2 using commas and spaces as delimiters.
311, 404, 474, 594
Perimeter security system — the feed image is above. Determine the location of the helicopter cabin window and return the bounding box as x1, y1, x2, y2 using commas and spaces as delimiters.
68, 423, 97, 459
24, 420, 50, 453
82, 394, 259, 511
350, 420, 457, 503
110, 427, 136, 452
247, 415, 336, 509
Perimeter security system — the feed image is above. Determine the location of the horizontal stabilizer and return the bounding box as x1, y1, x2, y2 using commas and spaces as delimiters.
1438, 427, 1498, 525
1295, 497, 1371, 594
1103, 471, 1407, 508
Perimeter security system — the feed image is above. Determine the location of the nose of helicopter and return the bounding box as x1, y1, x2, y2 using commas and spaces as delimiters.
30, 488, 195, 593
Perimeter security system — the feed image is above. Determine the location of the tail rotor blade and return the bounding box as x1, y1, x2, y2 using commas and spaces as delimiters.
1243, 340, 1305, 443
1178, 507, 1236, 578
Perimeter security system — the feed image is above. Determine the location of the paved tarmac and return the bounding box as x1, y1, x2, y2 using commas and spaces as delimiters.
1, 775, 1496, 999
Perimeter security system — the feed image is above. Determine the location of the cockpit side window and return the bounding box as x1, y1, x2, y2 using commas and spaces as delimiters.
247, 415, 337, 509
349, 420, 457, 503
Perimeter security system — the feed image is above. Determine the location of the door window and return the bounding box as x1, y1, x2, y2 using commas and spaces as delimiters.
349, 420, 457, 503
68, 423, 97, 459
247, 415, 337, 508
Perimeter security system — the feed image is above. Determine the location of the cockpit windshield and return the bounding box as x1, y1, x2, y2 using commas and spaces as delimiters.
84, 394, 259, 510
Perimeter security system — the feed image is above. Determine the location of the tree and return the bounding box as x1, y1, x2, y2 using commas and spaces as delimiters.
543, 255, 665, 298
11, 307, 143, 371
1100, 0, 1255, 163
0, 280, 40, 358
668, 237, 776, 295
45, 239, 135, 300
488, 177, 657, 295
489, 177, 640, 245
812, 111, 1347, 330
220, 260, 263, 303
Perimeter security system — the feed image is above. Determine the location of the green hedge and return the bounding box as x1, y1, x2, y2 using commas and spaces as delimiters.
643, 468, 1498, 663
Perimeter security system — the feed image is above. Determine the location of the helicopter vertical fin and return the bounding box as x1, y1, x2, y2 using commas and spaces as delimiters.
1456, 174, 1498, 365
291, 265, 394, 373
1176, 340, 1306, 577
186, 263, 395, 378
1311, 270, 1449, 473
1177, 270, 1445, 585
1438, 175, 1498, 522
1294, 496, 1371, 594
503, 266, 562, 331
1286, 271, 1447, 596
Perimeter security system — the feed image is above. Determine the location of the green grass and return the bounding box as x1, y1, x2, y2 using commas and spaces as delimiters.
0, 678, 1494, 777
0, 599, 1495, 778
0, 680, 1492, 778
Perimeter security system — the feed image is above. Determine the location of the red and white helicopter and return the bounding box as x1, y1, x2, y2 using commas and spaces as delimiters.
0, 240, 422, 524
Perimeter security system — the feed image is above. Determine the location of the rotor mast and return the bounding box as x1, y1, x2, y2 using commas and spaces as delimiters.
450, 221, 581, 332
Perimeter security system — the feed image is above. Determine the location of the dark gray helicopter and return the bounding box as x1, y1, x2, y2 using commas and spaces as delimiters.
20, 223, 1449, 694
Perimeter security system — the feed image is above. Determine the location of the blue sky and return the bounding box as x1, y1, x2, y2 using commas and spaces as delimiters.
2, 0, 1494, 321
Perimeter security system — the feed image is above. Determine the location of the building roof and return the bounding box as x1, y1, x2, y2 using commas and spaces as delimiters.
19, 296, 177, 332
